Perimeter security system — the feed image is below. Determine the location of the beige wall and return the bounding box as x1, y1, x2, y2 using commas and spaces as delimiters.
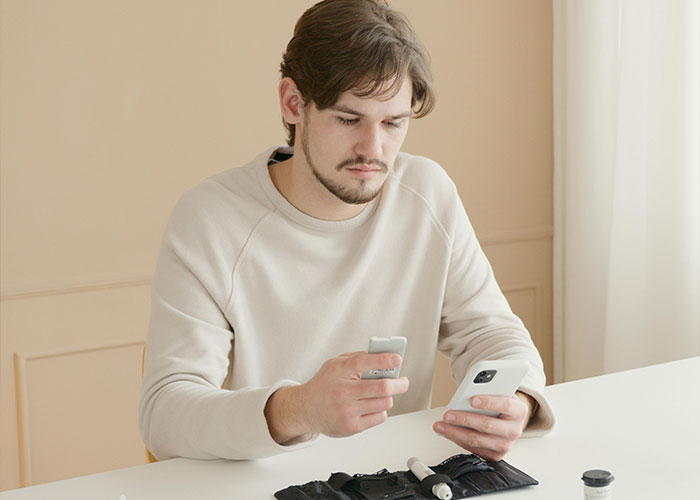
0, 0, 552, 490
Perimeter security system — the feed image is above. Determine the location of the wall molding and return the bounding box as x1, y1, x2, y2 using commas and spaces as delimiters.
13, 339, 146, 487
501, 282, 542, 342
1, 276, 152, 302
478, 226, 553, 247
0, 227, 553, 301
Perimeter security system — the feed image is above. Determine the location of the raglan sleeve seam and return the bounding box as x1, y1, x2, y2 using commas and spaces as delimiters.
387, 173, 453, 251
224, 209, 278, 314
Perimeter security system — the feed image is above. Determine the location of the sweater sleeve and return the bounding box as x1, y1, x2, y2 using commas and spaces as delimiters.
138, 189, 318, 460
437, 182, 555, 436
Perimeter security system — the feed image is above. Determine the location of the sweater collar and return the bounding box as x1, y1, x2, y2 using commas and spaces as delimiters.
256, 145, 381, 232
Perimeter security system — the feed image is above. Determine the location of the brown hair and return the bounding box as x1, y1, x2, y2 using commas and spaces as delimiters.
280, 0, 435, 146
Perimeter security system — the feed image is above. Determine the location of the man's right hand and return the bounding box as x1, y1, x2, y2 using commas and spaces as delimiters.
264, 352, 410, 444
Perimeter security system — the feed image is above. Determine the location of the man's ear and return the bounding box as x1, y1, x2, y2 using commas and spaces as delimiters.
279, 77, 305, 125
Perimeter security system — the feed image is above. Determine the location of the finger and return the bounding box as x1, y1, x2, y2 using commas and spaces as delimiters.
356, 396, 394, 415
470, 395, 526, 419
442, 410, 521, 440
433, 422, 512, 460
354, 377, 410, 398
343, 352, 402, 374
339, 351, 365, 358
358, 410, 388, 431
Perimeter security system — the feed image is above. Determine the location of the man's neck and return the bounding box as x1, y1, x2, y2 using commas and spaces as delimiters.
268, 156, 370, 221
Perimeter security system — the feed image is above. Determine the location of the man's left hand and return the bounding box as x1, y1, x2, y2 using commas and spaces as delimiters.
433, 392, 534, 462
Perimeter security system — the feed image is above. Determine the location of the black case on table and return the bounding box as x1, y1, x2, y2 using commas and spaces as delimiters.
274, 453, 538, 499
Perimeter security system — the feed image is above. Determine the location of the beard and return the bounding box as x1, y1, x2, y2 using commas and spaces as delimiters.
301, 125, 388, 205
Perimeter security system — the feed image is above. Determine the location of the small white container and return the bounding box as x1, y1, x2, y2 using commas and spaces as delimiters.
581, 469, 614, 500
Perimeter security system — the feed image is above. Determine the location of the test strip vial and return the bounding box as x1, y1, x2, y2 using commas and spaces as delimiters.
581, 469, 614, 500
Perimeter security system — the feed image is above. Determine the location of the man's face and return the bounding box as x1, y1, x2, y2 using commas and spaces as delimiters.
298, 77, 413, 205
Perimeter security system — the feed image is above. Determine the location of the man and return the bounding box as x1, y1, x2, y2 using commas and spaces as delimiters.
139, 0, 554, 463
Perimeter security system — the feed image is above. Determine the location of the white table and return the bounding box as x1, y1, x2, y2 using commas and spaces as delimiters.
2, 356, 699, 499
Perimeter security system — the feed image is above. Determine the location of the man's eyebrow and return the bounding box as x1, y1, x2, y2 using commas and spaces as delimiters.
330, 105, 412, 120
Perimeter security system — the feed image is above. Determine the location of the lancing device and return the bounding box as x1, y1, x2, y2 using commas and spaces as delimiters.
407, 457, 453, 500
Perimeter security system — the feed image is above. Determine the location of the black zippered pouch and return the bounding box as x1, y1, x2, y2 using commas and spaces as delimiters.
274, 453, 538, 499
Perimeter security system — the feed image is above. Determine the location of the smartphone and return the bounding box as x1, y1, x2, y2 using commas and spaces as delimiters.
361, 336, 407, 379
447, 359, 529, 417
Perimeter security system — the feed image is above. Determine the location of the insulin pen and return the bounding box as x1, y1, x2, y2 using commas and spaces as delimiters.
407, 457, 453, 500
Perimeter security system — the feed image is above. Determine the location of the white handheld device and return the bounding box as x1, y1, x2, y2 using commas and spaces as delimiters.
447, 359, 528, 417
361, 336, 407, 379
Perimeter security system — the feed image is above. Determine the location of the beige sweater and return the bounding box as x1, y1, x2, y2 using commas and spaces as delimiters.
139, 146, 555, 460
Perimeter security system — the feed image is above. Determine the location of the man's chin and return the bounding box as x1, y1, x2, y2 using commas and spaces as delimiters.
335, 188, 382, 205
333, 181, 384, 205
311, 164, 387, 205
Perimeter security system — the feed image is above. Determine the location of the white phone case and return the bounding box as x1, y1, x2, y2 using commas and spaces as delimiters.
447, 359, 529, 417
361, 336, 407, 379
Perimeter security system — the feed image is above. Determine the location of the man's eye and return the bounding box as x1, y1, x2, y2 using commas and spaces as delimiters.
337, 117, 358, 125
384, 119, 407, 128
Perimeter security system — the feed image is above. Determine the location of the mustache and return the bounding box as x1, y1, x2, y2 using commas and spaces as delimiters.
336, 157, 389, 172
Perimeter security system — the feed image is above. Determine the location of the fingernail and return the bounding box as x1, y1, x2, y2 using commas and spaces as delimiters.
445, 413, 456, 423
391, 355, 401, 366
435, 424, 445, 434
472, 397, 482, 407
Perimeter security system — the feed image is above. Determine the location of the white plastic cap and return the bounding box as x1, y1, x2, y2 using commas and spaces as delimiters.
433, 483, 453, 500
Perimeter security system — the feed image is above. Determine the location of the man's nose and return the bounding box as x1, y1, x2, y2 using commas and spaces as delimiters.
355, 125, 383, 159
